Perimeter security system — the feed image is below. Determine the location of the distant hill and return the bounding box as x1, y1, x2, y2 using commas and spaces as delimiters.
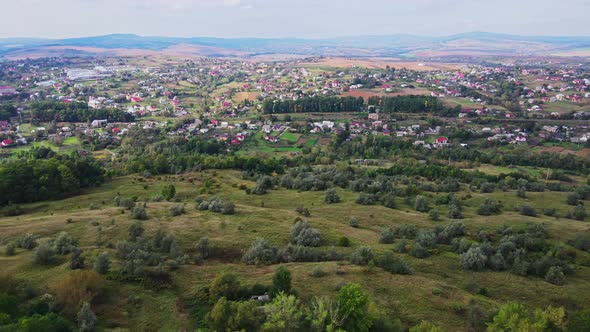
1, 32, 590, 59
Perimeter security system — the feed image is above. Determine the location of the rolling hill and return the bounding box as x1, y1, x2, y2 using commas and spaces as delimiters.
1, 32, 590, 59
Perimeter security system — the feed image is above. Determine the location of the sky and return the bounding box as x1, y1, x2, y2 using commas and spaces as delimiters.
1, 0, 589, 39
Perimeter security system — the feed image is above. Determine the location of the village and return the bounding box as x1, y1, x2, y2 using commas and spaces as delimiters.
0, 56, 589, 157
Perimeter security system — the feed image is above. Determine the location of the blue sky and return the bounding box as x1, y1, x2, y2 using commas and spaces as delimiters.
1, 0, 589, 38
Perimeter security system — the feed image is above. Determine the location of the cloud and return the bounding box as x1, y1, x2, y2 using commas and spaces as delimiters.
223, 0, 241, 7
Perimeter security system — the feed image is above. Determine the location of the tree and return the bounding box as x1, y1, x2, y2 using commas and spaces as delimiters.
262, 293, 306, 332
336, 283, 372, 332
271, 266, 292, 296
94, 252, 110, 275
568, 309, 590, 332
488, 302, 566, 332
325, 189, 341, 204
210, 273, 241, 301
209, 298, 265, 332
77, 302, 97, 332
161, 184, 176, 201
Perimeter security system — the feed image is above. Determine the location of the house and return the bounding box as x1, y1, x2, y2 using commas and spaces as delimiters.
0, 86, 17, 96
91, 119, 108, 128
368, 113, 379, 120
436, 137, 449, 144
1, 139, 14, 147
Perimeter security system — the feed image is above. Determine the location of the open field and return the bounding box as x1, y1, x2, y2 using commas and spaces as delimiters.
299, 58, 462, 71
343, 87, 431, 100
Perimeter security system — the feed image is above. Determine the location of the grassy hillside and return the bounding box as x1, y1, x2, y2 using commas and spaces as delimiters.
2, 170, 589, 331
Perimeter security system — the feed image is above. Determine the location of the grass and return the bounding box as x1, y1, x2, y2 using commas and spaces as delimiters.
1, 170, 589, 330
280, 132, 302, 144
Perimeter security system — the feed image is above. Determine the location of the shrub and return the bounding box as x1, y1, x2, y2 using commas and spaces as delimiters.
410, 244, 429, 259
77, 302, 97, 332
543, 208, 558, 217
222, 201, 235, 215
410, 321, 446, 332
198, 237, 210, 259
128, 222, 145, 241
544, 266, 565, 285
349, 217, 359, 228
480, 182, 495, 193
437, 222, 466, 244
520, 204, 538, 217
3, 203, 22, 216
394, 240, 409, 253
568, 309, 590, 332
310, 265, 327, 278
569, 234, 590, 253
393, 224, 418, 239
295, 205, 311, 217
477, 198, 502, 216
489, 253, 506, 271
416, 230, 437, 248
95, 252, 110, 274
376, 252, 413, 275
18, 233, 38, 250
429, 208, 441, 221
161, 184, 176, 201
379, 228, 396, 244
448, 204, 463, 219
356, 193, 378, 205
381, 193, 396, 209
242, 238, 279, 265
567, 192, 580, 206
570, 204, 587, 221
291, 221, 321, 247
54, 271, 103, 315
33, 243, 55, 265
170, 205, 185, 217
54, 231, 77, 255
70, 247, 85, 270
132, 207, 148, 220
414, 195, 430, 212
324, 189, 341, 204
5, 243, 16, 256
351, 246, 374, 265
461, 247, 488, 271
451, 238, 472, 254
117, 197, 136, 210
517, 187, 526, 198
339, 236, 351, 247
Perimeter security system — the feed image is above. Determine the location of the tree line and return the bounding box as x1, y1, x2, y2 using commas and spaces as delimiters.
0, 148, 105, 207
262, 96, 365, 114
29, 101, 134, 122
